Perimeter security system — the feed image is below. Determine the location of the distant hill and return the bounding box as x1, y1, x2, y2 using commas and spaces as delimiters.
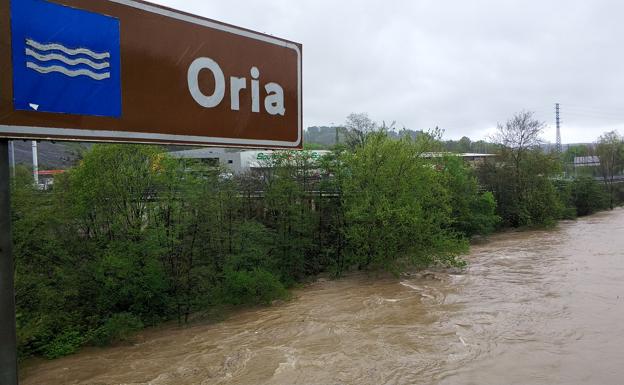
304, 126, 343, 147
9, 140, 197, 170
305, 126, 591, 155
10, 140, 92, 170
539, 142, 594, 153
305, 126, 429, 148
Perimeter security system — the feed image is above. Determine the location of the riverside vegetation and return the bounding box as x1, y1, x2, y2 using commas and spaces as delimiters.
11, 112, 624, 360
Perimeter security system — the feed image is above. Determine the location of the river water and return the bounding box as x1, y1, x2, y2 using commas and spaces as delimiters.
21, 209, 624, 385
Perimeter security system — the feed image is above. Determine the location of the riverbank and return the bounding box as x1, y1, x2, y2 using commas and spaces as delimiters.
21, 208, 624, 385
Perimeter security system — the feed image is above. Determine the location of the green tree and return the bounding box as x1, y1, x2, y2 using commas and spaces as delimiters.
437, 155, 499, 236
341, 132, 467, 273
563, 144, 590, 163
60, 145, 170, 320
569, 177, 609, 216
458, 136, 472, 153
317, 149, 348, 275
479, 111, 563, 227
344, 113, 377, 150
12, 166, 80, 358
594, 131, 624, 209
261, 151, 317, 283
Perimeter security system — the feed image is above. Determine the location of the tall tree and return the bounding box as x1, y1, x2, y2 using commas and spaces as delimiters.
480, 111, 562, 226
341, 131, 467, 272
458, 136, 472, 153
490, 111, 544, 185
595, 131, 624, 209
344, 113, 377, 150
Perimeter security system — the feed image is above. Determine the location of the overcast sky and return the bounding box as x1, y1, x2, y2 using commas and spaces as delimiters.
155, 0, 624, 144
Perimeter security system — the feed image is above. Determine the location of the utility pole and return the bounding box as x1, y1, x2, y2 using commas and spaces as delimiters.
555, 103, 562, 154
32, 140, 38, 186
0, 139, 18, 385
8, 141, 15, 179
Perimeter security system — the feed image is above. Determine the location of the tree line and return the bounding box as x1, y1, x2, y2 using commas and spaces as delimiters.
11, 111, 623, 359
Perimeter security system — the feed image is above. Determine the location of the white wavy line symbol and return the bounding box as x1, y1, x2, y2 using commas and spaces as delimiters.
25, 48, 110, 70
25, 38, 111, 81
26, 38, 110, 60
27, 62, 111, 80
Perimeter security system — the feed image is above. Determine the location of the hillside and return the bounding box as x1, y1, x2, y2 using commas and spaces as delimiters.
9, 141, 197, 170
10, 141, 91, 170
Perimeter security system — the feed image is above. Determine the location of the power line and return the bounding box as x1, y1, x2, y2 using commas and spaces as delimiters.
564, 111, 624, 121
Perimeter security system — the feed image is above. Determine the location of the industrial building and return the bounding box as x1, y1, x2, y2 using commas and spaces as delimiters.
168, 148, 495, 174
168, 148, 331, 174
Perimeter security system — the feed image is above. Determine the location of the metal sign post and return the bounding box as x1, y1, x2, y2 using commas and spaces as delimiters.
0, 139, 18, 385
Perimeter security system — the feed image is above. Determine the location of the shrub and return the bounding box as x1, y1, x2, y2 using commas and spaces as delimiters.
570, 177, 609, 216
220, 269, 288, 305
43, 330, 84, 359
87, 313, 144, 347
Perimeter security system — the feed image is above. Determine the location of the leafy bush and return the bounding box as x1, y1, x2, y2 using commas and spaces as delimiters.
220, 269, 288, 305
87, 313, 144, 347
570, 177, 609, 216
43, 330, 84, 359
439, 156, 500, 237
341, 133, 468, 272
521, 176, 564, 227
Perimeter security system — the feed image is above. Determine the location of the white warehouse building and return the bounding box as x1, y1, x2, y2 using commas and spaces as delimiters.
168, 148, 331, 174
169, 148, 495, 174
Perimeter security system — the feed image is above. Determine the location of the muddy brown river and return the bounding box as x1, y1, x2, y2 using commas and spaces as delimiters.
21, 209, 624, 385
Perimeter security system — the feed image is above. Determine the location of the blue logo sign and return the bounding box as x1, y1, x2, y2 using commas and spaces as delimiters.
11, 0, 122, 117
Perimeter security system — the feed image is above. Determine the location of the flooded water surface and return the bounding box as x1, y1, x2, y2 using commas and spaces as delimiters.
21, 209, 624, 385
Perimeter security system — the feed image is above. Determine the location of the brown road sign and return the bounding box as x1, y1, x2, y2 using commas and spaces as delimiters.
0, 0, 302, 148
